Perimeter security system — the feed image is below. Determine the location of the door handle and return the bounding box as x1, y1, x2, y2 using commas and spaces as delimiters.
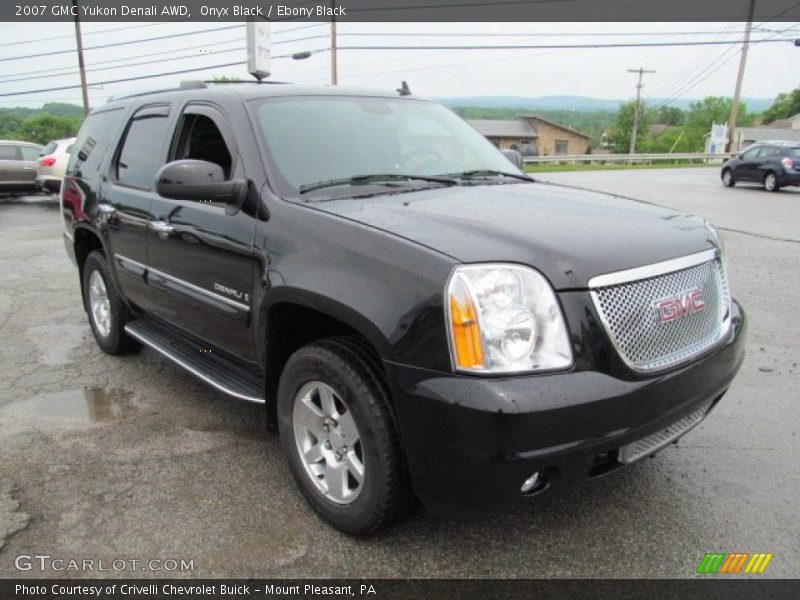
97, 204, 116, 216
23, 166, 36, 170
150, 220, 175, 235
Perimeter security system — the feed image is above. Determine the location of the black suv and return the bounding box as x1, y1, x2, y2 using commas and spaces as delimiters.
61, 82, 745, 534
721, 141, 800, 191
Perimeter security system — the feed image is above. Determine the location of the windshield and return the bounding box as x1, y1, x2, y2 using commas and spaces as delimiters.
254, 95, 524, 198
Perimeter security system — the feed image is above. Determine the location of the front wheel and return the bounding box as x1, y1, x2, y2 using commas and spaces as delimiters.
764, 172, 780, 192
721, 168, 735, 187
82, 250, 139, 355
277, 337, 411, 535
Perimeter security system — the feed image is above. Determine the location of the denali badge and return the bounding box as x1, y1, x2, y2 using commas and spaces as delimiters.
213, 283, 249, 302
654, 289, 706, 323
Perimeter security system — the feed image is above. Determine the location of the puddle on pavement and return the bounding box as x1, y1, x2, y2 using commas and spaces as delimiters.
2, 387, 137, 430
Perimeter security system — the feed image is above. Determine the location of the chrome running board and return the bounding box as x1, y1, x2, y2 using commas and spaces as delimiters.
125, 319, 264, 404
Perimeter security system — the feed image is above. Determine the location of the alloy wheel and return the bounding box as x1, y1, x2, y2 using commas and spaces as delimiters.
88, 270, 112, 337
292, 381, 365, 504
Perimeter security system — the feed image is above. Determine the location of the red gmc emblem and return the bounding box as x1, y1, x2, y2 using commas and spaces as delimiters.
654, 289, 707, 323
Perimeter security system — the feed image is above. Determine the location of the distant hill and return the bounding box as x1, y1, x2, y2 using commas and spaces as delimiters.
438, 95, 774, 113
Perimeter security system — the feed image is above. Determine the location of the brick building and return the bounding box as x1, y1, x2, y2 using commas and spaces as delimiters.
467, 116, 591, 155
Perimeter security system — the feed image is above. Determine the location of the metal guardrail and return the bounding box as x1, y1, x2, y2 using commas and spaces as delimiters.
523, 153, 727, 164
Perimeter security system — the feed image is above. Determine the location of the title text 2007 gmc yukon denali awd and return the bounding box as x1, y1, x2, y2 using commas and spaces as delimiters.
60, 82, 745, 535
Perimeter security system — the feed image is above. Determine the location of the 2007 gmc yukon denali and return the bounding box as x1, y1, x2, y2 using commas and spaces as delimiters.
60, 81, 746, 535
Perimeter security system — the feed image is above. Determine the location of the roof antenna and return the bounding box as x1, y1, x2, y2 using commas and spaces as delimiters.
396, 81, 411, 96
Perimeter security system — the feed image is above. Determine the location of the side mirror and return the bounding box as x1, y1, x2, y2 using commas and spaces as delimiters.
155, 159, 245, 204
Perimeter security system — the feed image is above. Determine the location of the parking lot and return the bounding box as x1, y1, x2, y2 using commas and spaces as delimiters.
0, 167, 798, 578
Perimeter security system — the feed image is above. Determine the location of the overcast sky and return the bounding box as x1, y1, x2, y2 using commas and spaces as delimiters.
1, 21, 798, 108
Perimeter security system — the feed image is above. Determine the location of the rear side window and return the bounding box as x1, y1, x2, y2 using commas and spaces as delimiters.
42, 142, 58, 155
116, 115, 168, 189
0, 145, 19, 160
20, 146, 40, 161
68, 108, 124, 179
788, 147, 800, 159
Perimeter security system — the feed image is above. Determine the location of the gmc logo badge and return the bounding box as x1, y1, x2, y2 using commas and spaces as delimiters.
654, 289, 706, 323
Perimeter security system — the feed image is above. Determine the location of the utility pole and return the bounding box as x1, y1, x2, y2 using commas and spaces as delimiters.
72, 0, 89, 116
330, 5, 338, 85
726, 0, 755, 153
627, 67, 655, 155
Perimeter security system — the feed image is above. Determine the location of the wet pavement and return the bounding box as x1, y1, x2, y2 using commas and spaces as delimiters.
0, 171, 798, 578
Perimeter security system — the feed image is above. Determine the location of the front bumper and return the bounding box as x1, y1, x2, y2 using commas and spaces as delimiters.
385, 300, 746, 516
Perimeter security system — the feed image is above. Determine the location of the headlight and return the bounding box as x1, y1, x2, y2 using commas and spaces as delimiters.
446, 264, 573, 373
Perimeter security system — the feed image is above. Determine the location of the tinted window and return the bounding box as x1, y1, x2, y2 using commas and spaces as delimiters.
116, 115, 168, 189
172, 114, 233, 179
20, 146, 41, 161
68, 108, 124, 179
0, 145, 19, 160
255, 96, 519, 196
42, 142, 58, 155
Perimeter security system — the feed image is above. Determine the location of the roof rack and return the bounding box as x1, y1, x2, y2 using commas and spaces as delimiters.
106, 80, 208, 103
203, 79, 289, 85
106, 79, 295, 103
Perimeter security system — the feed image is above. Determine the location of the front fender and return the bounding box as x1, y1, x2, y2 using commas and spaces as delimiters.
252, 198, 457, 372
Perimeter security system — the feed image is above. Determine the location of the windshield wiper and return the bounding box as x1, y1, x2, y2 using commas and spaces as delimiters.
444, 169, 533, 183
299, 173, 459, 194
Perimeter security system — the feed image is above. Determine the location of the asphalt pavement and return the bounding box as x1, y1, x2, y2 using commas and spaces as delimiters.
0, 169, 798, 578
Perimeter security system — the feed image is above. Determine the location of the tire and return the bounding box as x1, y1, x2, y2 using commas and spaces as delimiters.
764, 171, 779, 192
277, 337, 412, 535
82, 250, 139, 355
721, 168, 735, 187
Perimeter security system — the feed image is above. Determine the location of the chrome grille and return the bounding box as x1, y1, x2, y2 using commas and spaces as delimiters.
618, 401, 712, 464
590, 255, 731, 372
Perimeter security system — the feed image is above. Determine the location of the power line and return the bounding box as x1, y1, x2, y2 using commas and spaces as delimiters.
335, 29, 768, 37
0, 39, 243, 82
0, 22, 170, 48
649, 22, 739, 98
0, 53, 316, 98
326, 38, 797, 52
652, 23, 800, 109
0, 23, 324, 81
0, 28, 327, 83
0, 24, 246, 63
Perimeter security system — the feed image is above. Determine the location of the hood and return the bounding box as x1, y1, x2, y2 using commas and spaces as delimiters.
310, 181, 718, 290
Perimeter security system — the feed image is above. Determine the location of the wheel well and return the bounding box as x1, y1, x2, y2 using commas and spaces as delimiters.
264, 303, 386, 425
74, 228, 104, 302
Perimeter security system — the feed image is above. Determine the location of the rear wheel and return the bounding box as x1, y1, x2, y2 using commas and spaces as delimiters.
721, 168, 735, 187
764, 171, 779, 192
82, 250, 139, 355
277, 337, 411, 535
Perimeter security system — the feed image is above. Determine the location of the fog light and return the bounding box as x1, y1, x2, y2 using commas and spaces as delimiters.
520, 472, 540, 493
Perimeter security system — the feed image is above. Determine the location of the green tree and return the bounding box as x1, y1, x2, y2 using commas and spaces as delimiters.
17, 114, 81, 144
211, 75, 244, 83
642, 127, 694, 153
651, 105, 686, 126
609, 100, 652, 152
668, 96, 755, 152
761, 87, 800, 123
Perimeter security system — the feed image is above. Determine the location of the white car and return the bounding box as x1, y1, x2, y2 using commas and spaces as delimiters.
36, 137, 76, 192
